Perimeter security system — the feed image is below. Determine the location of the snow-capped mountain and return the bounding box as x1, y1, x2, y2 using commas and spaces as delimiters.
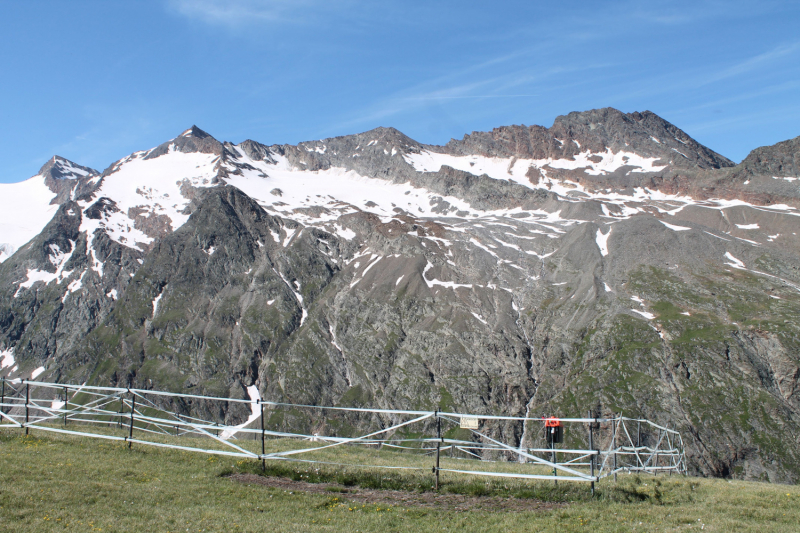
1, 108, 799, 483
0, 156, 100, 262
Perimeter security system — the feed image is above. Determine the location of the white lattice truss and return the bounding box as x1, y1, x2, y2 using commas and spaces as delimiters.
0, 379, 686, 484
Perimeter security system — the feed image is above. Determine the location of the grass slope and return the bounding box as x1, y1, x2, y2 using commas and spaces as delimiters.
1, 429, 798, 532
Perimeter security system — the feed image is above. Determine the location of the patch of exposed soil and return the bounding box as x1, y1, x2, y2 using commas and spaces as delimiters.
228, 473, 565, 513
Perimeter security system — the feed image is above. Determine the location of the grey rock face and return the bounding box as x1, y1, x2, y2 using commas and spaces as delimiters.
0, 199, 143, 367
2, 109, 800, 483
443, 108, 733, 169
738, 135, 800, 177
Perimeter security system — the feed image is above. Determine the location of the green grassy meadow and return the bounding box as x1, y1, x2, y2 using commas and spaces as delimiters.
1, 427, 798, 532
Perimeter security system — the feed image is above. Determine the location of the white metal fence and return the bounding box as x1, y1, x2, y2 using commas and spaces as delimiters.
0, 378, 686, 490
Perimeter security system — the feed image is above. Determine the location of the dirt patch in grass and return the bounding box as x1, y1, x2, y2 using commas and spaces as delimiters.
228, 473, 566, 512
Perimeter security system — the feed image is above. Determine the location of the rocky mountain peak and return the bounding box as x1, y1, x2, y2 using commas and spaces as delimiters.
295, 126, 422, 155
37, 155, 99, 181
34, 155, 102, 205
442, 107, 733, 172
178, 125, 214, 140
143, 125, 224, 160
360, 126, 420, 147
738, 134, 800, 177
235, 139, 275, 162
552, 107, 734, 170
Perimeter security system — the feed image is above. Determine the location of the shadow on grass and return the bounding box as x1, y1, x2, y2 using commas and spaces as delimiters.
230, 460, 695, 505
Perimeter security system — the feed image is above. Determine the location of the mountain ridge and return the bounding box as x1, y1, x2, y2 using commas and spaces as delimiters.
2, 107, 800, 484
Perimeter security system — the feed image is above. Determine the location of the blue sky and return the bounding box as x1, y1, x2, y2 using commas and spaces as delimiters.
1, 0, 799, 183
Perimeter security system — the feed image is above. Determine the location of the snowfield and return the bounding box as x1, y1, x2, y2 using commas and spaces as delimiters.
0, 176, 61, 261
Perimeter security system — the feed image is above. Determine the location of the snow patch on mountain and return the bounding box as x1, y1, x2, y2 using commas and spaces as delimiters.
0, 348, 14, 370
63, 271, 86, 302
404, 149, 800, 224
152, 286, 166, 316
0, 176, 61, 260
333, 225, 356, 240
631, 309, 655, 320
50, 157, 93, 178
422, 261, 473, 290
329, 324, 343, 353
91, 148, 219, 234
404, 149, 667, 180
220, 385, 262, 440
471, 312, 488, 325
14, 240, 77, 296
277, 270, 307, 326
724, 252, 746, 269
224, 151, 482, 223
0, 244, 14, 263
79, 207, 154, 253
661, 221, 691, 231
596, 228, 612, 256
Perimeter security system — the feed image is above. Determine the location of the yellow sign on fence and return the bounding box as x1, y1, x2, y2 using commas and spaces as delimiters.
460, 416, 479, 429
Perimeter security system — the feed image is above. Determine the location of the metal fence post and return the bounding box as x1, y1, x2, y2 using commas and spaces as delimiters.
613, 413, 618, 482
128, 391, 136, 449
588, 411, 595, 496
667, 433, 672, 476
434, 409, 441, 491
654, 433, 659, 476
63, 386, 68, 426
1, 378, 5, 416
550, 423, 557, 486
637, 420, 641, 448
25, 382, 29, 435
260, 402, 265, 472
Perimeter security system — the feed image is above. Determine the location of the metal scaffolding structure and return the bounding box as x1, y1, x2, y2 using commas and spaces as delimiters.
0, 378, 686, 489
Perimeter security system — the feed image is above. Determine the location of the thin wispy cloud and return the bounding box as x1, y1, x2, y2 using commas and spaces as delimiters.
166, 0, 327, 27
699, 42, 800, 86
574, 40, 800, 111
626, 0, 781, 27
665, 80, 800, 116
682, 104, 800, 134
332, 55, 617, 134
398, 95, 540, 100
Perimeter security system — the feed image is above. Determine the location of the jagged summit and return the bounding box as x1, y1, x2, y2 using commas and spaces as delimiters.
143, 125, 223, 160
235, 139, 275, 162
294, 125, 422, 152
442, 107, 733, 171
37, 155, 98, 180
359, 126, 416, 142
178, 125, 215, 140
553, 108, 734, 169
359, 126, 422, 151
